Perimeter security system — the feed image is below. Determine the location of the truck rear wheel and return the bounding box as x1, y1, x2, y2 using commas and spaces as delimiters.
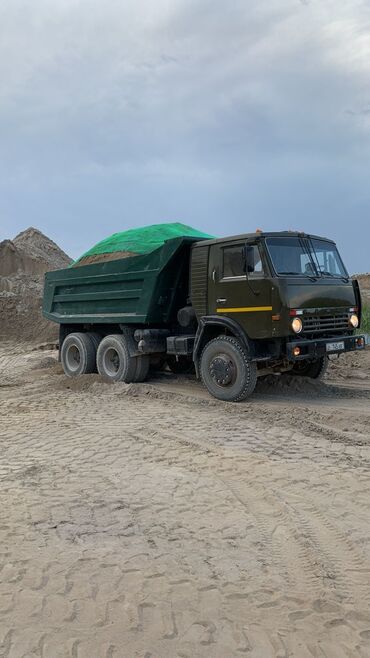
97, 334, 137, 383
290, 356, 328, 380
61, 332, 97, 377
85, 332, 102, 372
200, 336, 257, 402
133, 355, 150, 382
86, 332, 102, 352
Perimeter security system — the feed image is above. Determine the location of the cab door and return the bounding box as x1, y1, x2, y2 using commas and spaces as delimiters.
208, 241, 272, 339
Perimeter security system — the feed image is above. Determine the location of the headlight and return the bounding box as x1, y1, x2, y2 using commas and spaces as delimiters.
291, 317, 303, 333
349, 314, 359, 328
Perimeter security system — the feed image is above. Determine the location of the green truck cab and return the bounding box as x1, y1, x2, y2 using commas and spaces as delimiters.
43, 230, 366, 401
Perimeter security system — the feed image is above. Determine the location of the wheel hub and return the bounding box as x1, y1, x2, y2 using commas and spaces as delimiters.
104, 348, 120, 374
66, 345, 81, 371
210, 355, 235, 386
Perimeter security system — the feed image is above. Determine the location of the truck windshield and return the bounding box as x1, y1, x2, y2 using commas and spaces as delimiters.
265, 237, 317, 276
266, 237, 348, 278
309, 239, 348, 278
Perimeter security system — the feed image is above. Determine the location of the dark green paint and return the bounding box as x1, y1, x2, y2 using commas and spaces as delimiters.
43, 237, 195, 325
43, 231, 359, 342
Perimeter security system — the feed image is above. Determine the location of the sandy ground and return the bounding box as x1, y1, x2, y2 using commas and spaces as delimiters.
1, 345, 370, 657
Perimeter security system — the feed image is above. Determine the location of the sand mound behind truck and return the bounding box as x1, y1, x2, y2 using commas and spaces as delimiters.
0, 227, 71, 342
355, 273, 370, 304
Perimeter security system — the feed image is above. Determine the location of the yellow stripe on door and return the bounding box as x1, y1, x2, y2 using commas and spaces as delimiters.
216, 306, 273, 313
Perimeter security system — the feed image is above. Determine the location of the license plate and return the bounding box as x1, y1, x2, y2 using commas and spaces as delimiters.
326, 341, 345, 352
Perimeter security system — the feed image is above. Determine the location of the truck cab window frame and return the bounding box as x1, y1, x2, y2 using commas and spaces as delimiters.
265, 236, 318, 277
221, 243, 264, 280
265, 236, 348, 279
309, 238, 348, 278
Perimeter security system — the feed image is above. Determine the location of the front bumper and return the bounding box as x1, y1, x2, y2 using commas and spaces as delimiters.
286, 334, 366, 361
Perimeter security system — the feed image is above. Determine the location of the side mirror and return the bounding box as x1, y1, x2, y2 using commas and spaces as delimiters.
243, 245, 255, 273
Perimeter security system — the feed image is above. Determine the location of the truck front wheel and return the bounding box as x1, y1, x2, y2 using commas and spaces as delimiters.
97, 334, 137, 383
61, 332, 97, 377
200, 336, 257, 402
290, 356, 328, 380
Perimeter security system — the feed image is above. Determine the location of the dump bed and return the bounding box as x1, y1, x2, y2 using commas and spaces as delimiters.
43, 237, 199, 325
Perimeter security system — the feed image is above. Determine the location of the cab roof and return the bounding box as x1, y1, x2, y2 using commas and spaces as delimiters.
193, 231, 335, 247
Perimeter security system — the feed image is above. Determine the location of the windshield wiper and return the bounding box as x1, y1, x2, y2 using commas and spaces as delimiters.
299, 236, 319, 280
278, 271, 317, 281
319, 269, 349, 282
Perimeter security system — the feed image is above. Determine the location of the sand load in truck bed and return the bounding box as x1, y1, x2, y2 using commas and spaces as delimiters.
73, 223, 212, 267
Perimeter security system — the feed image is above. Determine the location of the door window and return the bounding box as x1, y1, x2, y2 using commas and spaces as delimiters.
222, 245, 245, 278
222, 244, 264, 278
248, 245, 263, 277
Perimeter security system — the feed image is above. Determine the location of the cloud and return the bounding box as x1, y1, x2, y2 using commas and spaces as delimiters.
0, 0, 369, 270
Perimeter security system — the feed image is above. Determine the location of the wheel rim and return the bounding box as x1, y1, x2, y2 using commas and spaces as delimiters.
209, 353, 236, 387
103, 347, 120, 376
66, 344, 81, 372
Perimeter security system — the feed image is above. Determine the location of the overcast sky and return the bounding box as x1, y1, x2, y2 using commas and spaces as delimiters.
0, 0, 369, 272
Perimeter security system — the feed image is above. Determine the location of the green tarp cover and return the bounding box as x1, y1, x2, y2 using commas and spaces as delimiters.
73, 222, 214, 265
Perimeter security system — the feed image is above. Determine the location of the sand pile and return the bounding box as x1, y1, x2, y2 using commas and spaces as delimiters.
73, 251, 137, 267
0, 227, 71, 342
326, 346, 370, 381
354, 273, 370, 304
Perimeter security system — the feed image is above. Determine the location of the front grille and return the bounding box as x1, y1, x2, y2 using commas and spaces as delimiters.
302, 313, 349, 334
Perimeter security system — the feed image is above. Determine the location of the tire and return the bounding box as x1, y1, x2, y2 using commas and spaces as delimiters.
96, 334, 137, 383
85, 332, 102, 372
167, 355, 195, 374
133, 355, 150, 382
86, 332, 102, 351
61, 332, 97, 377
200, 336, 257, 402
290, 356, 328, 380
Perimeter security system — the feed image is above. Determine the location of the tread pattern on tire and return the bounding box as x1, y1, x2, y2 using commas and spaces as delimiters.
133, 356, 150, 382
200, 335, 257, 402
96, 334, 137, 383
61, 332, 97, 377
85, 333, 102, 373
314, 356, 329, 380
86, 332, 102, 351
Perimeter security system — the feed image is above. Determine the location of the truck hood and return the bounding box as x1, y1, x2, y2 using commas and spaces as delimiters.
284, 279, 356, 310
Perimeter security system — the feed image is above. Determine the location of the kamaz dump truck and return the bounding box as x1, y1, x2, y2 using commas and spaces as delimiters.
43, 230, 366, 401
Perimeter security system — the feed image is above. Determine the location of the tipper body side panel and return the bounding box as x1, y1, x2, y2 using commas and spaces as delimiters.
43, 237, 196, 326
